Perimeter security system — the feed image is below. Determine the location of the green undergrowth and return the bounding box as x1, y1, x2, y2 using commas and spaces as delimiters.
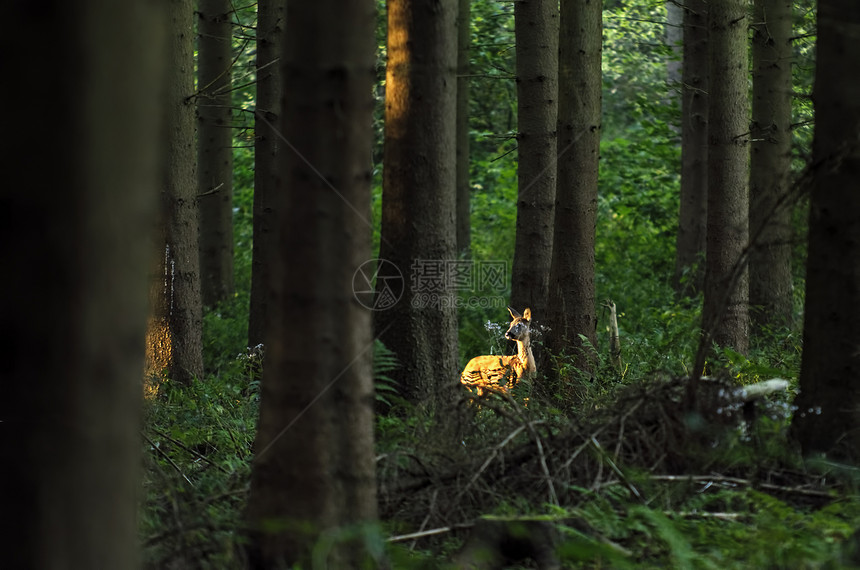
376, 389, 860, 569
141, 324, 860, 569
371, 312, 860, 568
141, 368, 258, 568
547, 486, 860, 569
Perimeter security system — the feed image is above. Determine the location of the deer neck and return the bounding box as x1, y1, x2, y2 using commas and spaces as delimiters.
515, 336, 536, 374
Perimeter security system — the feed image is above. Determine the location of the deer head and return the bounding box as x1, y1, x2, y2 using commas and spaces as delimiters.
505, 306, 532, 343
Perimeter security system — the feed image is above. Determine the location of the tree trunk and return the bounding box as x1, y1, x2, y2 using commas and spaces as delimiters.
145, 0, 204, 385
510, 0, 558, 336
456, 0, 472, 256
791, 0, 860, 462
665, 0, 683, 114
248, 0, 285, 348
545, 0, 601, 378
700, 0, 749, 356
375, 0, 460, 406
197, 0, 235, 306
245, 1, 379, 566
0, 2, 163, 567
673, 0, 709, 296
749, 0, 793, 331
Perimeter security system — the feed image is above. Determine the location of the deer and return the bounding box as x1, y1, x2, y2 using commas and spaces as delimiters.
461, 307, 535, 396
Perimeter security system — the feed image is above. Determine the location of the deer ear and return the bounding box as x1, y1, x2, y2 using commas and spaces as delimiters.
508, 306, 522, 319
523, 308, 532, 322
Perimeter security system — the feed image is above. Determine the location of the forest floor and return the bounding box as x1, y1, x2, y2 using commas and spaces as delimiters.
140, 368, 860, 569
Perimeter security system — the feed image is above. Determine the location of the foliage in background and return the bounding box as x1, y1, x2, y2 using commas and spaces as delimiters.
201, 144, 253, 376
458, 148, 519, 365
602, 0, 675, 140
468, 0, 517, 157
791, 0, 817, 168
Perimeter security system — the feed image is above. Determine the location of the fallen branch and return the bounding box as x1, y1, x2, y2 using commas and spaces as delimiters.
666, 511, 746, 521
649, 474, 837, 499
387, 523, 473, 543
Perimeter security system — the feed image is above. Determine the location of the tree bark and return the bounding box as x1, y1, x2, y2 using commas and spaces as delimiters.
375, 0, 460, 406
197, 0, 235, 306
510, 0, 558, 336
791, 0, 860, 461
673, 0, 709, 296
0, 2, 163, 567
545, 0, 601, 378
245, 0, 380, 566
145, 0, 204, 386
749, 0, 794, 331
701, 0, 749, 355
248, 0, 285, 348
665, 0, 683, 110
456, 0, 472, 256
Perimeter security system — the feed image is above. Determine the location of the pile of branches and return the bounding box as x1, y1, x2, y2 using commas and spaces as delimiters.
377, 375, 832, 548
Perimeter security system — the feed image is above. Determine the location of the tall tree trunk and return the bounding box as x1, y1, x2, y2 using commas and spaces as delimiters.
749, 0, 793, 331
701, 0, 750, 356
197, 0, 235, 306
375, 0, 460, 406
0, 2, 163, 567
145, 0, 204, 385
665, 0, 683, 116
248, 0, 285, 348
673, 0, 709, 296
510, 0, 558, 335
245, 0, 379, 566
545, 0, 601, 378
456, 0, 472, 256
791, 0, 860, 462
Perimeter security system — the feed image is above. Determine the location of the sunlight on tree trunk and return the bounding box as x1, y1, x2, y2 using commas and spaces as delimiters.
375, 0, 460, 406
145, 0, 204, 387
